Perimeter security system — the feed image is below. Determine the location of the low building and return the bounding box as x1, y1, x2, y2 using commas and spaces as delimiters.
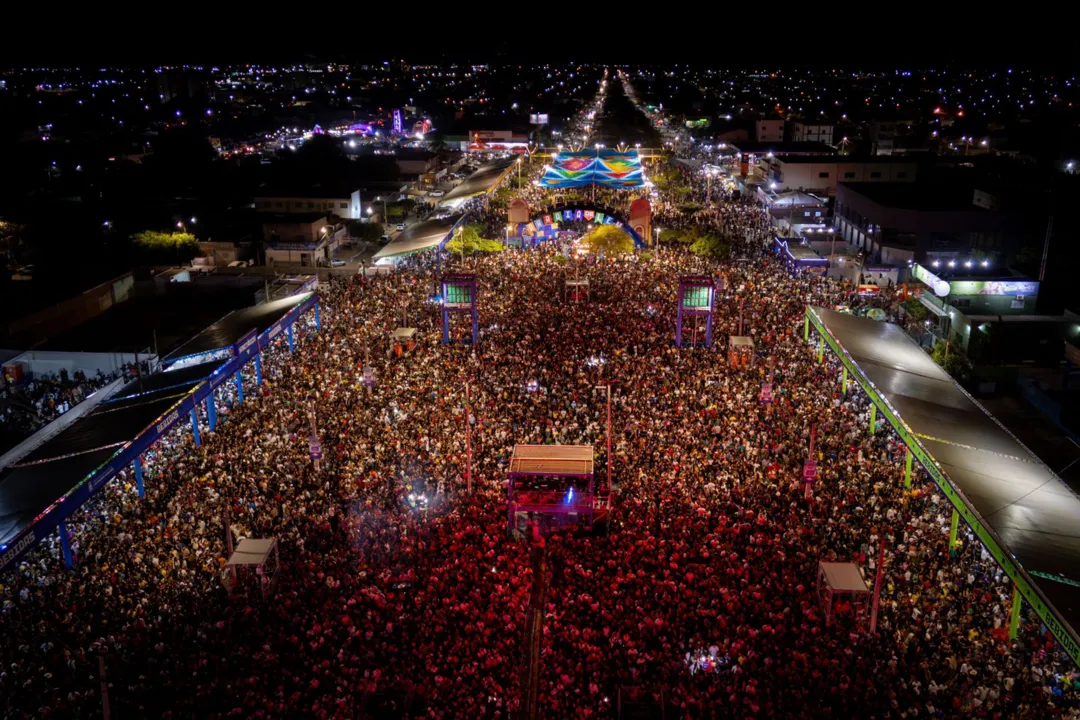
198, 241, 253, 267
253, 184, 363, 220
836, 182, 1023, 265
394, 150, 439, 176
762, 155, 917, 196
262, 213, 345, 267
910, 262, 1071, 364
912, 262, 1039, 314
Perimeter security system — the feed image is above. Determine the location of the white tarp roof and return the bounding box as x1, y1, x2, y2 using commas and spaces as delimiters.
372, 217, 460, 260
226, 538, 277, 567
819, 561, 870, 593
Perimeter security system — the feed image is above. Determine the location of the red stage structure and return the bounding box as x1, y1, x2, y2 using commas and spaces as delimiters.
507, 445, 611, 534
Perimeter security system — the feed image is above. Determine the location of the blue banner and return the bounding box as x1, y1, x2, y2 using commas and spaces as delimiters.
234, 329, 259, 363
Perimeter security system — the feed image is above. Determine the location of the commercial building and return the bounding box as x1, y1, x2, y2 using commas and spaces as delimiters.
907, 262, 1075, 365
835, 182, 1022, 265
253, 185, 363, 220
727, 142, 837, 181
761, 155, 917, 196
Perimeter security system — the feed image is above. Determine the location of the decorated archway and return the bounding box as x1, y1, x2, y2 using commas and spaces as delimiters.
513, 205, 646, 248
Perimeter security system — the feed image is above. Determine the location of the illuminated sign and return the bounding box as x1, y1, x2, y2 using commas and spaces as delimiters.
911, 264, 951, 297
529, 113, 550, 125
949, 280, 1038, 297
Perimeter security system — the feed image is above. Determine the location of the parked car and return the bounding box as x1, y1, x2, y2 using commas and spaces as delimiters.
330, 259, 347, 267
379, 234, 392, 244
429, 190, 446, 198
396, 222, 406, 231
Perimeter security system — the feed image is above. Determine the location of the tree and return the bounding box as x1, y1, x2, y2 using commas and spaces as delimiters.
689, 233, 730, 260
901, 297, 929, 323
581, 225, 635, 256
130, 231, 200, 264
661, 229, 697, 246
0, 220, 27, 261
931, 339, 973, 378
445, 226, 503, 255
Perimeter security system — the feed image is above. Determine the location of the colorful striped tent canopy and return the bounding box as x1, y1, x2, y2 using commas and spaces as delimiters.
540, 149, 645, 189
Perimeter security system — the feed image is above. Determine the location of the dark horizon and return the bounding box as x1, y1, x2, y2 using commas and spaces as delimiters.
1, 19, 1073, 71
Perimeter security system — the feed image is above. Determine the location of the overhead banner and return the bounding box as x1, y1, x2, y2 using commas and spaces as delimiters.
539, 149, 645, 189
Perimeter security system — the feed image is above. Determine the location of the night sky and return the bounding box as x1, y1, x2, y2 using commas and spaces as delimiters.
1, 17, 1068, 70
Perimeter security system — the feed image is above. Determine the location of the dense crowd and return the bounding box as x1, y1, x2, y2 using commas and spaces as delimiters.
2, 164, 1080, 720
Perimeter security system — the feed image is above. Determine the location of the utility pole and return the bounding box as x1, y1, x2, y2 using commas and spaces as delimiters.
1039, 214, 1054, 283
870, 537, 885, 632
606, 384, 612, 490
464, 379, 473, 493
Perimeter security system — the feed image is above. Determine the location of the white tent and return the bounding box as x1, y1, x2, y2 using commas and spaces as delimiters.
223, 538, 279, 599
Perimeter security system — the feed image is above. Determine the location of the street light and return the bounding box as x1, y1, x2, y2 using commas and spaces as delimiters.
190, 216, 197, 224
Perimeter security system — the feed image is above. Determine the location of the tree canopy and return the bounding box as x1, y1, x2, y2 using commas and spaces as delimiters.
931, 339, 973, 378
130, 231, 200, 264
688, 232, 731, 260
581, 225, 635, 256
446, 226, 503, 255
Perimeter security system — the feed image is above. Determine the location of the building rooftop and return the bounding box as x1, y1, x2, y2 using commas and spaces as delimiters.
776, 154, 918, 164
729, 141, 836, 155
808, 306, 1080, 660
838, 181, 990, 212
509, 444, 594, 476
